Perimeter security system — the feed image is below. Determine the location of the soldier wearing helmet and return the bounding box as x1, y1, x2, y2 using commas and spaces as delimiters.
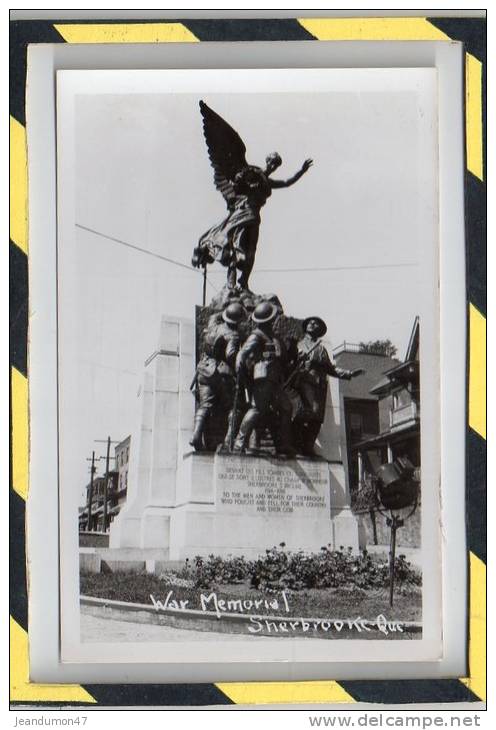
291, 316, 363, 457
190, 302, 246, 451
232, 301, 295, 457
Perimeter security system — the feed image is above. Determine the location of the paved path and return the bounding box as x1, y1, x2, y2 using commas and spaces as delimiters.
81, 612, 416, 643
81, 613, 267, 643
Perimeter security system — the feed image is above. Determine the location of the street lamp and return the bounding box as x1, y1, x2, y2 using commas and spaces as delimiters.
374, 460, 419, 607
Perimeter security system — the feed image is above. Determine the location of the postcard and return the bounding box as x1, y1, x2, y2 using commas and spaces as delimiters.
54, 68, 442, 668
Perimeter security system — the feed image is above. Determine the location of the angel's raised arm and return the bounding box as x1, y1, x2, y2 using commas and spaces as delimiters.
269, 158, 313, 189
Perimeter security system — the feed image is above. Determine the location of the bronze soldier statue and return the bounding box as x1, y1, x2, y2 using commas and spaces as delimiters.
192, 101, 312, 289
290, 317, 364, 457
233, 301, 295, 457
190, 303, 245, 451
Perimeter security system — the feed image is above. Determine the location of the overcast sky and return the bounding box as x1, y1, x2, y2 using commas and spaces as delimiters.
57, 70, 437, 496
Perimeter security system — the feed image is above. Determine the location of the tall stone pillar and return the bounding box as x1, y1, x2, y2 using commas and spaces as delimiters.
325, 371, 359, 552
109, 316, 195, 553
317, 371, 343, 462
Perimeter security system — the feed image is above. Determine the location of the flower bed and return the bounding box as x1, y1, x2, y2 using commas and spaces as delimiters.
178, 544, 420, 591
81, 545, 421, 623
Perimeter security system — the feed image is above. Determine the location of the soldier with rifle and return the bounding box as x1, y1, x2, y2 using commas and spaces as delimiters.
190, 303, 245, 451
232, 301, 295, 457
290, 317, 364, 457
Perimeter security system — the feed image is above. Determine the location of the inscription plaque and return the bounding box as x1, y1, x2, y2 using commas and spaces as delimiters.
215, 455, 331, 517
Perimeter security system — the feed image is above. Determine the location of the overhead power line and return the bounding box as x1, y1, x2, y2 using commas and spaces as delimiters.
76, 223, 195, 271
76, 222, 417, 277
211, 263, 419, 273
76, 222, 219, 293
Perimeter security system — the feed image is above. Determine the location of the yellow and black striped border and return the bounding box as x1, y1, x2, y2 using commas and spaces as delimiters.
10, 17, 486, 707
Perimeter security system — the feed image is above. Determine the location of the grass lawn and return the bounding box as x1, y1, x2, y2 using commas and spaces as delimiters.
81, 572, 421, 623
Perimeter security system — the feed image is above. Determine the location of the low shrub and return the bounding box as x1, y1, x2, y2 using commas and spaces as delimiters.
185, 554, 250, 588
182, 544, 421, 592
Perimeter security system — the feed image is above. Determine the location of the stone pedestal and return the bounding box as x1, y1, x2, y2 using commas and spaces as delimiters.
109, 315, 359, 563
170, 454, 333, 560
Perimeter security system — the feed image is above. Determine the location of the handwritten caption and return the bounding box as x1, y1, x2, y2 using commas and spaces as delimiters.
149, 591, 406, 636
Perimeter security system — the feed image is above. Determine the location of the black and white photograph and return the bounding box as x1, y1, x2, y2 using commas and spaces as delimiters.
55, 68, 442, 665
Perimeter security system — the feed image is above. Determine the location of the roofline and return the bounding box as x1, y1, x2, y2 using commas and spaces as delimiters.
352, 421, 419, 449
383, 359, 419, 378
405, 315, 420, 361
369, 360, 419, 394
333, 342, 399, 358
115, 434, 131, 449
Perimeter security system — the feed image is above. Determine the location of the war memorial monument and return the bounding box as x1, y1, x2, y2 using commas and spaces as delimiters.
108, 101, 362, 565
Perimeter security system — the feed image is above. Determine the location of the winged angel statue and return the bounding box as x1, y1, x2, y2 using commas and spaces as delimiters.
192, 101, 313, 290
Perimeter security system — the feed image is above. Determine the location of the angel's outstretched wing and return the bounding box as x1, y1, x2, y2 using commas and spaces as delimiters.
199, 100, 248, 205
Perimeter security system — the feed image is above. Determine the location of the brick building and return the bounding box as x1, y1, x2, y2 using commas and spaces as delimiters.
79, 435, 131, 534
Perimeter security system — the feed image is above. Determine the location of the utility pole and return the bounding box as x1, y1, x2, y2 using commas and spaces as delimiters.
84, 452, 108, 531
94, 437, 120, 533
103, 436, 111, 533
86, 451, 96, 531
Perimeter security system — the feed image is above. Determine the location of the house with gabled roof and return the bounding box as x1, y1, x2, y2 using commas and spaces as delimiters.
335, 317, 421, 551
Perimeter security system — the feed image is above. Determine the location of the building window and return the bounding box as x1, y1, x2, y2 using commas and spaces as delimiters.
393, 388, 411, 409
350, 413, 363, 437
